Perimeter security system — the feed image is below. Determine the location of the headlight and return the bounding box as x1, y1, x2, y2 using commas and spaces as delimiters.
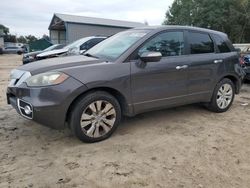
25, 72, 69, 87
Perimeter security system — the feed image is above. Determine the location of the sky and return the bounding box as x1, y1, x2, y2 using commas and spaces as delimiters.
0, 0, 174, 37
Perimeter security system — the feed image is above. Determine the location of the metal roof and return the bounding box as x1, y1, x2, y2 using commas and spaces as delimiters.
53, 13, 145, 28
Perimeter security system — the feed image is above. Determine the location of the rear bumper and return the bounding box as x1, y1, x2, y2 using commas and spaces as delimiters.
7, 77, 88, 129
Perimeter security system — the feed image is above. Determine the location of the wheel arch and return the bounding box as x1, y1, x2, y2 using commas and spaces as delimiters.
220, 74, 241, 94
65, 87, 132, 124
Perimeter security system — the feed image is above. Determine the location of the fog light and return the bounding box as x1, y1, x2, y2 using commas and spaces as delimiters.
24, 105, 32, 115
17, 99, 33, 119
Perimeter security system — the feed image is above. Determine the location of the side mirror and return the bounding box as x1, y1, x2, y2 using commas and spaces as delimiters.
139, 51, 162, 62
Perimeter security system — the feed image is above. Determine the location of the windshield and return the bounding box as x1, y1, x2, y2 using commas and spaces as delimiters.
85, 30, 149, 61
64, 37, 92, 50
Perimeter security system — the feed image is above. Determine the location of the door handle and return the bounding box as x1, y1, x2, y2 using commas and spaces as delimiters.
214, 59, 223, 64
176, 65, 188, 70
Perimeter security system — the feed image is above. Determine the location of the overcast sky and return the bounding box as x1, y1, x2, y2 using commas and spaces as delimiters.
0, 0, 174, 37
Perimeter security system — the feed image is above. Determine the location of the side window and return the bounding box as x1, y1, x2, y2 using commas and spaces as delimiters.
138, 31, 184, 57
80, 41, 90, 50
213, 35, 231, 53
189, 32, 214, 54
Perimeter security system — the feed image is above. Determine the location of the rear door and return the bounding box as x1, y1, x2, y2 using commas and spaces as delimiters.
186, 31, 225, 100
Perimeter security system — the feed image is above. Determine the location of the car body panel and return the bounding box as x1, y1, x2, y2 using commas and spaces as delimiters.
130, 55, 190, 114
7, 77, 88, 129
36, 48, 68, 58
6, 26, 244, 130
18, 55, 102, 75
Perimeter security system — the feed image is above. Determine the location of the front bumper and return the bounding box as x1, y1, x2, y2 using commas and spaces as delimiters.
7, 77, 88, 129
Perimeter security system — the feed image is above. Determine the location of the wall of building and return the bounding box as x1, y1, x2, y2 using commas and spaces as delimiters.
66, 23, 129, 44
50, 30, 66, 44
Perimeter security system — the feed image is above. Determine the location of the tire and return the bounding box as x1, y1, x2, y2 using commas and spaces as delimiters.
69, 91, 121, 143
206, 78, 235, 113
17, 51, 22, 55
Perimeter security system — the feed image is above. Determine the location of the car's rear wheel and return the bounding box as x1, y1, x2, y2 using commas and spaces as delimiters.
69, 91, 121, 143
206, 78, 235, 113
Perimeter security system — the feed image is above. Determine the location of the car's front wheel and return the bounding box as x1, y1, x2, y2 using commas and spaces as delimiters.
206, 78, 235, 113
69, 91, 121, 143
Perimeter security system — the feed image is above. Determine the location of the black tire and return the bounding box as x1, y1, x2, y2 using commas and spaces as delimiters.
206, 78, 235, 113
69, 91, 121, 143
17, 51, 22, 55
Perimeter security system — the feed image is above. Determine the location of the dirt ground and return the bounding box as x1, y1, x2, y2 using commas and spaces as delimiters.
0, 54, 250, 188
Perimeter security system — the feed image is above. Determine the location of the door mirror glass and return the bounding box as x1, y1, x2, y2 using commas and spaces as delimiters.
139, 51, 162, 62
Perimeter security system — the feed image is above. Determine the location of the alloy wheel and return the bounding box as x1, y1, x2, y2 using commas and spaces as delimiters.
80, 100, 116, 138
216, 83, 233, 109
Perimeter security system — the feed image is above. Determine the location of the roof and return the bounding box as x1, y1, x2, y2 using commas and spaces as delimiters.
133, 25, 227, 37
50, 13, 145, 29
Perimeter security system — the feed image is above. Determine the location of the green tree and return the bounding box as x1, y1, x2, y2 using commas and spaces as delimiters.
17, 36, 27, 44
163, 0, 250, 43
42, 34, 50, 41
0, 24, 9, 35
25, 35, 38, 44
4, 35, 16, 43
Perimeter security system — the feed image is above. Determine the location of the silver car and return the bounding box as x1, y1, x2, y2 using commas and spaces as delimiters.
3, 46, 24, 55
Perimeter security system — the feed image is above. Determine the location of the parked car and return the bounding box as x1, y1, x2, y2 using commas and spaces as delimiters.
7, 26, 244, 142
23, 44, 65, 64
36, 36, 106, 60
3, 46, 24, 55
241, 55, 250, 80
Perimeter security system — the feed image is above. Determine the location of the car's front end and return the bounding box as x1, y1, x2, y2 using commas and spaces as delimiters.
22, 51, 42, 64
6, 64, 88, 129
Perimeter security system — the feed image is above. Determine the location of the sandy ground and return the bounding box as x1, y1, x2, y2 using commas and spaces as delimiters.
0, 54, 250, 188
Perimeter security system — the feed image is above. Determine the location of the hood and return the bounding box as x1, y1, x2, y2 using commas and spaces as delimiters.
23, 51, 42, 57
37, 48, 68, 58
18, 55, 103, 75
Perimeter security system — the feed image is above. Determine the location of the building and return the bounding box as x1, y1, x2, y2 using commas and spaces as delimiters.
49, 13, 145, 44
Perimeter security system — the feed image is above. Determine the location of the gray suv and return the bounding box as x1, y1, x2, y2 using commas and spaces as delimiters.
7, 26, 244, 142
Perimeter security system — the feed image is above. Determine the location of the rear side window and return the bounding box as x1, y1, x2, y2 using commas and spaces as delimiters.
189, 32, 214, 54
213, 35, 231, 53
139, 31, 184, 57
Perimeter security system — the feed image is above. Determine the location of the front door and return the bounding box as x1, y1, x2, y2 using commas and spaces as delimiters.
130, 31, 190, 114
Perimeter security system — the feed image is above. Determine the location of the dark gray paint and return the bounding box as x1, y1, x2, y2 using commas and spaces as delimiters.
7, 26, 244, 129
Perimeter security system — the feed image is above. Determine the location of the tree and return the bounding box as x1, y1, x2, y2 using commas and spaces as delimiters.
25, 35, 38, 44
17, 36, 27, 44
0, 24, 9, 35
163, 0, 250, 43
42, 34, 50, 41
4, 35, 16, 43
